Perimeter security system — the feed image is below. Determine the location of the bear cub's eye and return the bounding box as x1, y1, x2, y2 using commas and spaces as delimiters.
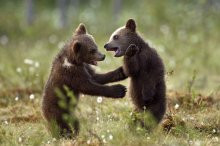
90, 49, 96, 54
113, 35, 119, 40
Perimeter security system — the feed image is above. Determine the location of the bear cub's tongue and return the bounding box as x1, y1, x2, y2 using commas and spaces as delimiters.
114, 49, 122, 57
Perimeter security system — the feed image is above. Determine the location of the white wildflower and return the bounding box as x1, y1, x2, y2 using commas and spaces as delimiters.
24, 59, 34, 65
29, 94, 35, 100
213, 129, 216, 133
147, 137, 150, 140
34, 62, 39, 68
109, 134, 113, 140
103, 139, 106, 143
97, 96, 103, 103
18, 137, 22, 143
107, 130, 110, 133
87, 139, 91, 144
4, 120, 8, 125
174, 103, 179, 110
96, 117, 99, 121
16, 67, 22, 73
101, 135, 105, 139
15, 96, 19, 101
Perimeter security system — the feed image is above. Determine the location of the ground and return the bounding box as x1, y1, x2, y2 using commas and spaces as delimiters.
0, 1, 220, 145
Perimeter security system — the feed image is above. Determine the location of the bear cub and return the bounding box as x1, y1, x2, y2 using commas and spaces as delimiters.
104, 19, 166, 123
42, 23, 127, 137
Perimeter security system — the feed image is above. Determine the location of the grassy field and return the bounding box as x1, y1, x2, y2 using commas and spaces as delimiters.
0, 1, 220, 145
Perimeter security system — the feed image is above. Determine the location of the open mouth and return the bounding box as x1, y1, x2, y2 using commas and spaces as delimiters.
106, 47, 118, 52
106, 47, 122, 57
90, 61, 98, 66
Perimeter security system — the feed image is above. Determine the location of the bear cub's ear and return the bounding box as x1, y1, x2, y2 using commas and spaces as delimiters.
71, 41, 81, 54
125, 19, 136, 32
75, 23, 87, 35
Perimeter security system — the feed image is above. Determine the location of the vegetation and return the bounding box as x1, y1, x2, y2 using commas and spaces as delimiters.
0, 0, 219, 145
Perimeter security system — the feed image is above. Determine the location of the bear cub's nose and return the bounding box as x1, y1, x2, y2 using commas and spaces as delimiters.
104, 44, 108, 49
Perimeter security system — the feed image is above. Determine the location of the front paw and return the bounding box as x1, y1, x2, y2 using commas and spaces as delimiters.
125, 44, 139, 57
111, 84, 127, 98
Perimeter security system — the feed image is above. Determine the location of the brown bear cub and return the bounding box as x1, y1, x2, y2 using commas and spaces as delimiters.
104, 19, 166, 124
42, 23, 127, 137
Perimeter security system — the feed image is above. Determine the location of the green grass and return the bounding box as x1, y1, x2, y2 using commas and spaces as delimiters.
0, 0, 220, 145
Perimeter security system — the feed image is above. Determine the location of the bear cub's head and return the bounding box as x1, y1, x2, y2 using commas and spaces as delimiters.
68, 23, 105, 65
104, 19, 137, 57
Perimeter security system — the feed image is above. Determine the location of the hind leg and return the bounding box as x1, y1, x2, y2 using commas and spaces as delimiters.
148, 99, 166, 123
58, 119, 80, 138
45, 109, 80, 138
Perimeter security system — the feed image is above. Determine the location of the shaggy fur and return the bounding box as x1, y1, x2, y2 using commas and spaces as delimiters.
42, 24, 127, 137
104, 19, 166, 123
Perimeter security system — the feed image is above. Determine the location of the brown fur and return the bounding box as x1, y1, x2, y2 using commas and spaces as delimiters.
104, 19, 166, 123
42, 24, 127, 137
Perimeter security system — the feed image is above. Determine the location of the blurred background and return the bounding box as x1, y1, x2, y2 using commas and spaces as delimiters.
0, 0, 220, 100
0, 1, 220, 145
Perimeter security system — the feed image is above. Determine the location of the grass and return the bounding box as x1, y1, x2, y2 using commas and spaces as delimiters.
0, 0, 220, 145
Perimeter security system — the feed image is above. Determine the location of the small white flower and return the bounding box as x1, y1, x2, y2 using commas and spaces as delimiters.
109, 134, 113, 140
16, 67, 22, 73
47, 140, 50, 144
18, 137, 22, 142
174, 103, 179, 110
24, 59, 34, 65
15, 96, 19, 101
147, 137, 150, 140
130, 112, 133, 116
101, 135, 105, 139
103, 139, 106, 143
87, 139, 91, 144
97, 97, 103, 103
34, 62, 39, 68
213, 137, 219, 142
4, 120, 8, 125
29, 94, 35, 100
96, 117, 99, 121
213, 129, 216, 133
107, 130, 110, 133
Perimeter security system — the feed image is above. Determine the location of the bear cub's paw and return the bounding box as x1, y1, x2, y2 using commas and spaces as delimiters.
125, 44, 139, 57
111, 84, 127, 98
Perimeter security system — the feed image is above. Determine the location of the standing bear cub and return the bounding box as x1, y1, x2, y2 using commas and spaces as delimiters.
42, 23, 127, 137
104, 19, 166, 123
